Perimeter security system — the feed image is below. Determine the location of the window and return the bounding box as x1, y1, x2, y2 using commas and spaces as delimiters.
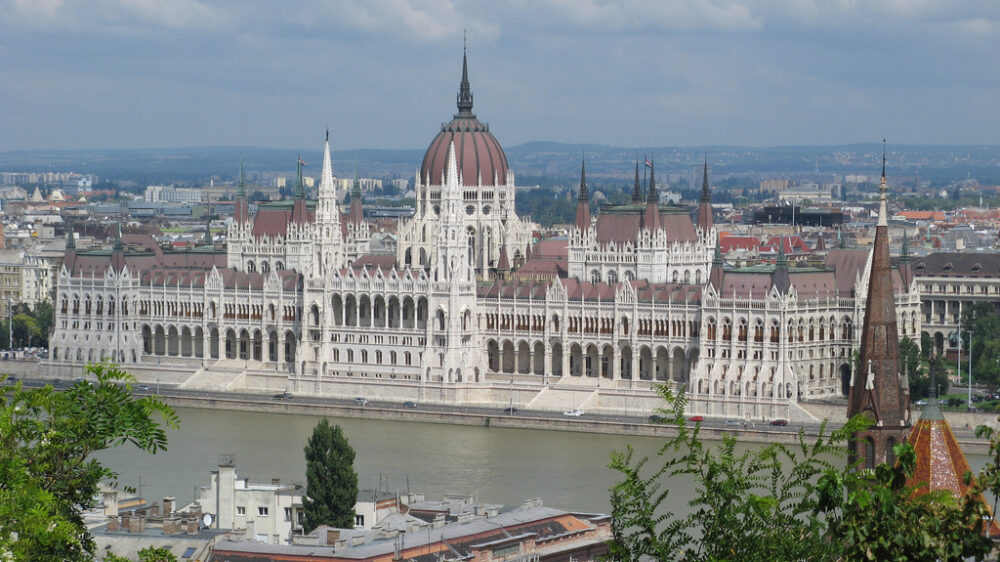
355, 514, 365, 527
284, 507, 292, 521
258, 506, 269, 517
236, 506, 246, 516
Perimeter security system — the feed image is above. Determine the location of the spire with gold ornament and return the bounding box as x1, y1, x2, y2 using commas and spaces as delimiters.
847, 140, 910, 468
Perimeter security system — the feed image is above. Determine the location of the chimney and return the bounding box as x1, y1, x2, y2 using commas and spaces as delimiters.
120, 514, 131, 532
106, 515, 120, 532
186, 519, 199, 535
432, 513, 446, 529
102, 490, 119, 517
163, 516, 181, 535
190, 502, 203, 520
150, 502, 160, 517
163, 496, 175, 516
130, 514, 147, 533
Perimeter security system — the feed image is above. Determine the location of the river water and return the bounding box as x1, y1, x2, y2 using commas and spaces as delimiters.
95, 407, 992, 515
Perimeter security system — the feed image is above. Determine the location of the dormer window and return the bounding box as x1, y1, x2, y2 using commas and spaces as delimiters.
972, 263, 982, 272
943, 263, 953, 272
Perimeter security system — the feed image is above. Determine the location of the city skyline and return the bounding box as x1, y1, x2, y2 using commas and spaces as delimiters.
2, 1, 999, 152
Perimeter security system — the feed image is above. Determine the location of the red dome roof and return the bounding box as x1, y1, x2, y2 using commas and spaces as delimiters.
420, 51, 509, 187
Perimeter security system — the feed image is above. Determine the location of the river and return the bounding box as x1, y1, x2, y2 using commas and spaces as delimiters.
95, 406, 992, 515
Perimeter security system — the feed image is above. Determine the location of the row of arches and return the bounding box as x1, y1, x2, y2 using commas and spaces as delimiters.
484, 339, 694, 382
706, 316, 854, 343
314, 295, 430, 329
61, 294, 130, 316
139, 324, 298, 364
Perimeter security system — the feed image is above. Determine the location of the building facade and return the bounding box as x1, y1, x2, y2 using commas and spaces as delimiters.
48, 54, 923, 419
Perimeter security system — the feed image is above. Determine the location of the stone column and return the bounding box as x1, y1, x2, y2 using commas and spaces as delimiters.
612, 346, 621, 381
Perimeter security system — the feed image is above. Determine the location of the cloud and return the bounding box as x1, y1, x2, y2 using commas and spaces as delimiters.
4, 0, 228, 31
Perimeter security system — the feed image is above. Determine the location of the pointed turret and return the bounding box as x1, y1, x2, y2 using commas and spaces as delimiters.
697, 157, 713, 233
290, 155, 309, 224
110, 222, 126, 272
574, 157, 591, 231
234, 159, 250, 224
898, 233, 913, 288
203, 220, 212, 246
632, 159, 643, 203
64, 229, 77, 274
496, 244, 511, 280
642, 159, 660, 231
847, 142, 910, 469
456, 37, 475, 118
709, 239, 725, 290
772, 236, 790, 294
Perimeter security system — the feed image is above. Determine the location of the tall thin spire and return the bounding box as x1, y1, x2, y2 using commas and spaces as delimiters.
238, 159, 246, 198
114, 221, 123, 251
574, 155, 591, 231
295, 155, 305, 199
456, 36, 475, 117
697, 156, 714, 233
643, 159, 660, 231
878, 139, 888, 227
646, 159, 658, 205
632, 158, 642, 203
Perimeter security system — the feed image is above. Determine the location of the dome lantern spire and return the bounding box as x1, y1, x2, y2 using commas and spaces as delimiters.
456, 33, 475, 118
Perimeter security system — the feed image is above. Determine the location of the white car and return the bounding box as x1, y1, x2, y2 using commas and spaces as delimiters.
563, 408, 584, 417
915, 399, 927, 406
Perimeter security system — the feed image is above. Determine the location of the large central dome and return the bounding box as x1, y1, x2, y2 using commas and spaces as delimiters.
420, 51, 509, 187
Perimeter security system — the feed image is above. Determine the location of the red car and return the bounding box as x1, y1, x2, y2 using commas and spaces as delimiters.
770, 419, 788, 426
688, 415, 704, 422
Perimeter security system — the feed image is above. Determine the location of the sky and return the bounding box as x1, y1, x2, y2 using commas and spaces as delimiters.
2, 0, 999, 152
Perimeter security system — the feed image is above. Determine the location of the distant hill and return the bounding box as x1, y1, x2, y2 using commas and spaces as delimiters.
1, 143, 998, 185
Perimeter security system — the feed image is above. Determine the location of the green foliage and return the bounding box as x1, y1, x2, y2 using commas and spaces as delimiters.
0, 363, 179, 560
819, 442, 992, 561
515, 188, 576, 227
961, 302, 1000, 388
607, 386, 994, 561
900, 336, 928, 399
302, 418, 358, 533
105, 546, 178, 562
920, 332, 933, 359
0, 300, 54, 349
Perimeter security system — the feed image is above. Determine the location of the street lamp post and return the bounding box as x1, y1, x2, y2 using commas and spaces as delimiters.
968, 330, 974, 410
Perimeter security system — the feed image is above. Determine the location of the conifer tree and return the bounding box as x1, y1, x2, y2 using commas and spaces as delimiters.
302, 418, 358, 533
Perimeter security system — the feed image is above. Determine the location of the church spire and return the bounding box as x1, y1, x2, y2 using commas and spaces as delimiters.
234, 158, 249, 223
632, 158, 642, 203
643, 158, 660, 231
237, 159, 246, 199
574, 156, 591, 231
878, 139, 888, 227
697, 156, 714, 233
456, 34, 475, 117
847, 142, 910, 469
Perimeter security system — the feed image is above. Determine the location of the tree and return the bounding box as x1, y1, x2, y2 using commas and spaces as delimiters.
961, 303, 1000, 388
920, 331, 933, 359
900, 336, 928, 399
302, 418, 358, 533
106, 546, 178, 562
607, 385, 993, 561
0, 363, 178, 560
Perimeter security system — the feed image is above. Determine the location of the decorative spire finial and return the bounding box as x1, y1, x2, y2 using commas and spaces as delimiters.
878, 140, 889, 227
352, 162, 361, 200
701, 156, 711, 202
295, 155, 305, 199
238, 158, 246, 198
646, 158, 657, 204
578, 155, 588, 202
456, 38, 474, 117
632, 157, 642, 203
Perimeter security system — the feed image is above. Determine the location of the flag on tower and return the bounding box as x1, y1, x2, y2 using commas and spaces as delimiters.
644, 159, 652, 168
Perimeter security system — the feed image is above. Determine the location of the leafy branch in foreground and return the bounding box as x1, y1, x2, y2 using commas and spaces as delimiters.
606, 385, 994, 561
0, 363, 178, 560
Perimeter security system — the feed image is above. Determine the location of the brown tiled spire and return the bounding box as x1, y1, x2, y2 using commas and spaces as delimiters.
847, 142, 910, 469
574, 157, 591, 231
697, 157, 713, 233
347, 164, 364, 225
642, 159, 660, 231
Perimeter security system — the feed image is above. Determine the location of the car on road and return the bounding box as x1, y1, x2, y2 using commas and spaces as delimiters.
273, 392, 293, 400
563, 408, 584, 417
503, 406, 518, 414
402, 401, 418, 408
4, 376, 18, 383
915, 399, 927, 406
688, 415, 704, 422
770, 419, 788, 426
136, 384, 149, 391
725, 420, 740, 426
648, 414, 666, 424
52, 379, 64, 387
353, 397, 368, 406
